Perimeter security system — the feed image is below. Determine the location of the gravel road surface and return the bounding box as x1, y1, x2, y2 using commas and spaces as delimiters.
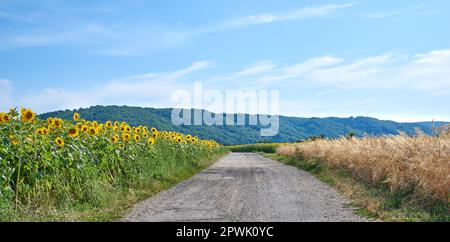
124, 152, 366, 222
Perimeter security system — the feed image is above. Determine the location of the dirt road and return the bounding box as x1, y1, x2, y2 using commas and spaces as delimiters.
124, 152, 366, 222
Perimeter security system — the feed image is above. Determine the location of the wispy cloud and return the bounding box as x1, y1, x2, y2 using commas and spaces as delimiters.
315, 90, 335, 96
364, 5, 435, 19
207, 49, 450, 95
6, 61, 214, 113
0, 2, 357, 55
207, 3, 357, 31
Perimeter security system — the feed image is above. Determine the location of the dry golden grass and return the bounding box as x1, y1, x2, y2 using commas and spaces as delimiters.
277, 129, 450, 207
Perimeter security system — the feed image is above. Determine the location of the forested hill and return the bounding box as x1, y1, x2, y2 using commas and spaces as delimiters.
39, 105, 448, 145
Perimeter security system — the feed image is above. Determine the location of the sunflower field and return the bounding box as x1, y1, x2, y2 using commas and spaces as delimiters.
0, 108, 224, 220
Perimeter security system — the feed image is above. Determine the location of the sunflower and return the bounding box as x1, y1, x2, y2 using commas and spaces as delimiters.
89, 127, 98, 136
122, 133, 131, 142
81, 125, 89, 133
55, 137, 64, 148
176, 137, 182, 143
0, 112, 10, 123
135, 127, 141, 134
111, 135, 119, 144
42, 127, 49, 135
126, 126, 131, 133
68, 128, 79, 138
9, 135, 19, 146
152, 132, 158, 139
73, 112, 80, 121
53, 119, 62, 129
134, 134, 140, 142
118, 144, 125, 149
76, 122, 83, 130
36, 128, 44, 135
47, 117, 54, 125
143, 132, 148, 137
186, 135, 192, 140
105, 121, 112, 128
151, 127, 157, 133
21, 108, 35, 122
147, 138, 155, 145
114, 121, 119, 127
92, 121, 98, 129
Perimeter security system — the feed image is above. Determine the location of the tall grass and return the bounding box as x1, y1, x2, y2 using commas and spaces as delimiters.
277, 130, 450, 212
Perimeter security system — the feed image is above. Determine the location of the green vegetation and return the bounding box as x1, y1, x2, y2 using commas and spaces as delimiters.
264, 153, 449, 222
0, 109, 226, 221
39, 105, 448, 145
227, 143, 281, 153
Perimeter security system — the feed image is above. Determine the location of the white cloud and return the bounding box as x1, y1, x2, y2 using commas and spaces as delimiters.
222, 50, 450, 96
254, 56, 343, 84
365, 9, 409, 19
9, 61, 213, 113
217, 3, 357, 29
364, 5, 436, 20
306, 50, 450, 94
0, 2, 357, 55
232, 60, 276, 77
315, 90, 335, 96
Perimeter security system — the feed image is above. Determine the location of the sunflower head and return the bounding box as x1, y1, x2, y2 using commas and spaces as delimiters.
68, 128, 79, 138
151, 127, 157, 133
122, 133, 131, 142
147, 138, 155, 145
81, 125, 89, 133
55, 137, 64, 148
76, 123, 83, 130
134, 134, 140, 142
89, 127, 98, 136
42, 127, 49, 135
53, 119, 62, 128
152, 132, 158, 139
21, 108, 35, 123
36, 128, 44, 135
105, 121, 112, 128
176, 137, 182, 143
0, 112, 10, 123
9, 135, 19, 146
73, 112, 80, 121
111, 135, 119, 144
47, 117, 54, 125
135, 128, 141, 134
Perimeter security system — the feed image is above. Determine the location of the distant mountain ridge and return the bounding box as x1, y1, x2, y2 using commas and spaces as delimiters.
39, 105, 449, 145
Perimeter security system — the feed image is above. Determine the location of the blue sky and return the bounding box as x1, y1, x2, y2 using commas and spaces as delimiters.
1, 0, 449, 121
